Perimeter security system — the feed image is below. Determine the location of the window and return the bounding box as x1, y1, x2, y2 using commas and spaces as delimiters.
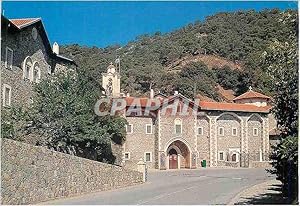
126, 124, 133, 134
232, 128, 237, 136
32, 62, 41, 83
232, 154, 237, 162
146, 124, 152, 134
145, 152, 152, 162
2, 84, 12, 107
219, 151, 224, 161
253, 128, 258, 136
174, 118, 182, 134
198, 127, 203, 135
124, 152, 130, 160
23, 56, 32, 81
218, 127, 224, 136
5, 47, 13, 69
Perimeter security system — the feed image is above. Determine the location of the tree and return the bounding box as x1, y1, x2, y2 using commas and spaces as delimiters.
22, 69, 126, 164
262, 11, 298, 202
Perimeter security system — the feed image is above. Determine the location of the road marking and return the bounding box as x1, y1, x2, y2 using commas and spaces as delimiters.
136, 185, 198, 205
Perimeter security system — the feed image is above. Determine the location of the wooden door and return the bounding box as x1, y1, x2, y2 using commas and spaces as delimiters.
169, 154, 178, 169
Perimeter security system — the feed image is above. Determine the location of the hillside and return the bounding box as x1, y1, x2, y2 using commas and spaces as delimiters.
61, 9, 297, 101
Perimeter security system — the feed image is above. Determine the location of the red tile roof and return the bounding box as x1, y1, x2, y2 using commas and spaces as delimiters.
233, 90, 271, 101
124, 96, 271, 113
199, 101, 271, 113
10, 18, 41, 29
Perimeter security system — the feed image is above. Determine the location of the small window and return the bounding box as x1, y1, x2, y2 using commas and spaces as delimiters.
23, 56, 32, 81
2, 84, 12, 107
219, 151, 224, 161
124, 152, 130, 160
174, 118, 182, 134
126, 124, 133, 134
232, 128, 237, 136
145, 152, 152, 162
146, 124, 152, 134
32, 62, 41, 83
5, 47, 13, 69
218, 127, 224, 136
198, 127, 203, 135
253, 128, 258, 136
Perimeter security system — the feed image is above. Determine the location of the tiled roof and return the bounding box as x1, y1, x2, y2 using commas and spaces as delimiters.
125, 97, 162, 107
124, 96, 271, 113
199, 101, 271, 113
10, 18, 41, 29
233, 90, 271, 101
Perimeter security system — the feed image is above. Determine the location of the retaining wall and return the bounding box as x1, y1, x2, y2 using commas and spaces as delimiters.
1, 138, 143, 204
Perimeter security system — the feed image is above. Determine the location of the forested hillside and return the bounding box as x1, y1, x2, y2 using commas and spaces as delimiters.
61, 9, 297, 101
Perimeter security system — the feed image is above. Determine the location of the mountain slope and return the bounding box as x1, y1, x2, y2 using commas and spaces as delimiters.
61, 9, 297, 101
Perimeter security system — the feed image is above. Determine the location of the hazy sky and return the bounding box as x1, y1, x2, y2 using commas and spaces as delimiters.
3, 1, 298, 47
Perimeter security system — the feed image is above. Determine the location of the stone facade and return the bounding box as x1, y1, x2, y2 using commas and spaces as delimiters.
99, 50, 275, 172
1, 138, 143, 205
1, 16, 75, 110
120, 95, 272, 170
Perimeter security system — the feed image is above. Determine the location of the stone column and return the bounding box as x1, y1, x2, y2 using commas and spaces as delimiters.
240, 117, 248, 167
263, 116, 270, 160
209, 116, 217, 167
137, 159, 147, 182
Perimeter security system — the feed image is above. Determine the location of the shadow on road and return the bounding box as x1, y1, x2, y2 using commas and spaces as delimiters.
233, 184, 289, 205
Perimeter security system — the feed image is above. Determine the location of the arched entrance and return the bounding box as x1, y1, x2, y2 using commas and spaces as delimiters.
166, 140, 191, 169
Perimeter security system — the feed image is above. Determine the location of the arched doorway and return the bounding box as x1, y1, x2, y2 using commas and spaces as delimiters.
166, 140, 191, 169
169, 149, 178, 169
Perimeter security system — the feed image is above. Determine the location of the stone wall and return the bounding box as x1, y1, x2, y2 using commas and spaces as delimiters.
123, 116, 156, 169
249, 161, 272, 168
1, 22, 73, 111
1, 138, 143, 205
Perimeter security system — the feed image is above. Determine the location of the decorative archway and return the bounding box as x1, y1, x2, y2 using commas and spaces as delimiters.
166, 140, 191, 169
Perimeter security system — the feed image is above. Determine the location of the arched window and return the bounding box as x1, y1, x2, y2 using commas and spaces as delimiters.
23, 56, 32, 81
174, 118, 182, 134
32, 61, 41, 83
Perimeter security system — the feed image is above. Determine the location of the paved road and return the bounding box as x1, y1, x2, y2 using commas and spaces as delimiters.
42, 168, 274, 205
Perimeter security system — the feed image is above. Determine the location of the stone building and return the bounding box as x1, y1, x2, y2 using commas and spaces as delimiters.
102, 63, 276, 170
1, 15, 75, 109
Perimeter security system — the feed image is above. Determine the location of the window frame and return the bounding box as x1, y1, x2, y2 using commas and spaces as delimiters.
197, 127, 203, 135
32, 61, 41, 83
2, 84, 12, 107
5, 47, 13, 69
145, 124, 153, 134
218, 127, 224, 136
124, 152, 130, 160
144, 152, 152, 162
253, 128, 259, 136
23, 56, 33, 81
126, 124, 133, 134
232, 127, 237, 136
174, 118, 182, 135
218, 151, 225, 161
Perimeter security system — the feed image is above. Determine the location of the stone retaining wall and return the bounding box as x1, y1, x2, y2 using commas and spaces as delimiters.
249, 161, 272, 168
1, 138, 143, 205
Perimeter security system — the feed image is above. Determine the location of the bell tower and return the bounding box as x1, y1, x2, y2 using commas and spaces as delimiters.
102, 62, 121, 97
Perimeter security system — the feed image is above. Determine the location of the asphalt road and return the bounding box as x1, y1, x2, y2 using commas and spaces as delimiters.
41, 168, 274, 205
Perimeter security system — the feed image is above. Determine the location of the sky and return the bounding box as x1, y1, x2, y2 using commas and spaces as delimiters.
2, 1, 298, 48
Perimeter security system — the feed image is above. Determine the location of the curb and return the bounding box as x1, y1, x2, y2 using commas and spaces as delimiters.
227, 179, 280, 205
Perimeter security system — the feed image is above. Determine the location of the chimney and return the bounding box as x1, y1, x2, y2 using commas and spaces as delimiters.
53, 42, 59, 55
174, 91, 179, 95
150, 89, 154, 99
